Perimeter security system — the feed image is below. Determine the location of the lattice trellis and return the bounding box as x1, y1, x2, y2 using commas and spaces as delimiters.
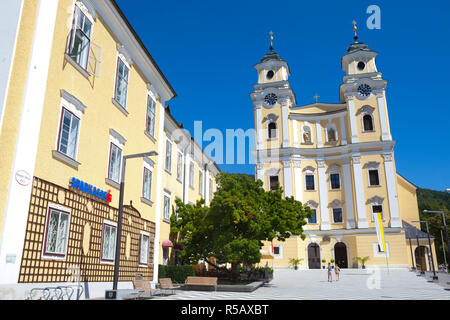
18, 177, 155, 283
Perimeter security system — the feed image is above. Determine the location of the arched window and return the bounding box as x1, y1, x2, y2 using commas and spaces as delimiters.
363, 114, 374, 132
268, 122, 277, 139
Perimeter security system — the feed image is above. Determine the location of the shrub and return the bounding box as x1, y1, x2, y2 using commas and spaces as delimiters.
158, 265, 195, 284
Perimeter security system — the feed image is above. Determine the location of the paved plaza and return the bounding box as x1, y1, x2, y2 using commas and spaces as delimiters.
153, 269, 450, 300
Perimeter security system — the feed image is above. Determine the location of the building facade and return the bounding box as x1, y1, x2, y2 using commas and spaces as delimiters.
252, 32, 437, 270
0, 0, 218, 297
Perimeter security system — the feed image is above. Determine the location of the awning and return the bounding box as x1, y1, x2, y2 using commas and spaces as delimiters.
260, 250, 274, 260
162, 240, 173, 248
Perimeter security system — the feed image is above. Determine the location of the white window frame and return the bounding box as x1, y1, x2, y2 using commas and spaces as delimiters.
139, 231, 150, 266
56, 106, 81, 161
176, 151, 183, 182
371, 204, 385, 222
107, 130, 126, 185
269, 175, 279, 191
362, 113, 375, 132
273, 245, 283, 259
199, 170, 203, 196
142, 166, 153, 201
100, 221, 117, 263
163, 191, 171, 222
267, 121, 277, 139
42, 204, 72, 260
332, 207, 344, 224
66, 2, 94, 71
146, 95, 156, 137
165, 138, 172, 173
113, 55, 130, 109
304, 167, 316, 191
367, 163, 381, 187
107, 142, 122, 184
189, 161, 194, 188
329, 165, 341, 190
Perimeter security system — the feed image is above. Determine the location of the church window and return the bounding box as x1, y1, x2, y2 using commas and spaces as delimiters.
330, 173, 341, 190
308, 209, 317, 224
269, 176, 279, 191
305, 174, 315, 191
268, 122, 277, 139
332, 208, 343, 223
372, 204, 384, 221
266, 70, 274, 80
363, 114, 374, 132
369, 169, 380, 186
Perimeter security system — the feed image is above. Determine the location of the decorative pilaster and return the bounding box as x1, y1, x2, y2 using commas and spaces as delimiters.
282, 159, 293, 197
375, 91, 391, 141
281, 98, 290, 148
256, 162, 264, 187
315, 120, 323, 148
340, 115, 347, 145
346, 95, 359, 143
317, 159, 330, 230
292, 158, 302, 203
292, 120, 298, 148
342, 157, 355, 229
255, 103, 263, 150
383, 153, 401, 227
352, 155, 368, 228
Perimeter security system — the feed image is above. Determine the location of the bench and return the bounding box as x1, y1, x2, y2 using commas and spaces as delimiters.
159, 278, 181, 295
129, 279, 161, 299
185, 276, 218, 291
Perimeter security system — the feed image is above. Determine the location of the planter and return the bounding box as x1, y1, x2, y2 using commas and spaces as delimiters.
294, 266, 298, 270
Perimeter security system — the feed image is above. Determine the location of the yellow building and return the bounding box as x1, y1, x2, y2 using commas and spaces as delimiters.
0, 0, 218, 297
252, 31, 437, 270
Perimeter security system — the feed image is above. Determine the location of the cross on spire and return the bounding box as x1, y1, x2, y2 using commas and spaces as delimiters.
314, 94, 320, 103
269, 30, 274, 51
352, 20, 358, 42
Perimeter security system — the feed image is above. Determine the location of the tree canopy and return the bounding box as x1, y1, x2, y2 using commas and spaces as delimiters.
170, 172, 311, 270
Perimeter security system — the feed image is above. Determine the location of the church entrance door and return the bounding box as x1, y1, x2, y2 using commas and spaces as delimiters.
307, 243, 321, 269
334, 242, 348, 268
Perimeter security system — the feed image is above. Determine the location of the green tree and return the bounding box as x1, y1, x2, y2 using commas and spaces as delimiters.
171, 172, 311, 278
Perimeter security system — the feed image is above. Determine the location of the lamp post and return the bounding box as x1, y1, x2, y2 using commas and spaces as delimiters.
423, 210, 449, 273
112, 151, 158, 292
413, 220, 438, 281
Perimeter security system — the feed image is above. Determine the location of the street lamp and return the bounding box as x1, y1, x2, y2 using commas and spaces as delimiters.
423, 210, 450, 273
112, 151, 158, 292
413, 220, 438, 281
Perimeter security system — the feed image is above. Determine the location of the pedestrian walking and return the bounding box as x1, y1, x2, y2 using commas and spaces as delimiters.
327, 263, 333, 282
335, 263, 341, 281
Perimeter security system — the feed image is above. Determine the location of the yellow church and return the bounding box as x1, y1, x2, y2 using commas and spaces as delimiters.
253, 29, 437, 270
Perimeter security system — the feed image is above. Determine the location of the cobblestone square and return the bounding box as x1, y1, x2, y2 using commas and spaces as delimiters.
153, 269, 450, 300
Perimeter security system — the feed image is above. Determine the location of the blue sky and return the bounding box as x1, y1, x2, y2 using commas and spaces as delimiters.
116, 0, 450, 191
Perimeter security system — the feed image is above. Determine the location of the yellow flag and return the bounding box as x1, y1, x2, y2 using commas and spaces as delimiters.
374, 212, 386, 252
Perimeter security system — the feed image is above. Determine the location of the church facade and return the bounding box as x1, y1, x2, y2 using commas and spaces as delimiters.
252, 31, 437, 269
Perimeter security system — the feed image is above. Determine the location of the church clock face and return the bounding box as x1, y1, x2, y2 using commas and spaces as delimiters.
357, 84, 372, 97
264, 93, 278, 106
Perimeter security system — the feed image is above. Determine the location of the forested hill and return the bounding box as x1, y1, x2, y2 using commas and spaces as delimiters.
417, 188, 450, 265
